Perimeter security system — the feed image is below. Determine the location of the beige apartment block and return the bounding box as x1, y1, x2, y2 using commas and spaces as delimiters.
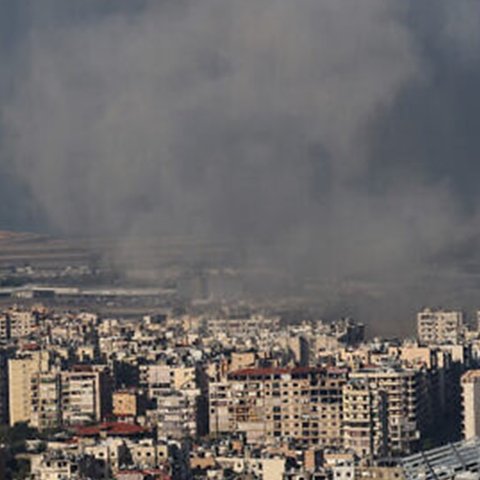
417, 308, 464, 345
139, 364, 195, 391
60, 368, 104, 425
30, 372, 61, 430
400, 344, 438, 369
354, 466, 406, 479
30, 453, 80, 480
206, 315, 280, 336
8, 350, 49, 426
230, 352, 257, 372
0, 309, 36, 340
128, 439, 168, 469
342, 379, 388, 459
208, 381, 232, 434
83, 439, 127, 476
209, 366, 347, 448
154, 390, 199, 440
214, 456, 285, 480
350, 367, 424, 456
461, 370, 480, 439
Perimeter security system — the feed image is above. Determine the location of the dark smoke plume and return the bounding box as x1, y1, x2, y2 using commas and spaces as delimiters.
2, 0, 480, 333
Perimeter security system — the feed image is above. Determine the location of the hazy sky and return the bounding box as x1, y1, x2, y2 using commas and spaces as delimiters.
1, 1, 480, 329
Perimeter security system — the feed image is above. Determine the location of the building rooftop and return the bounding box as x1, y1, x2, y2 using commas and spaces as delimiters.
74, 422, 148, 437
462, 370, 480, 383
228, 366, 346, 378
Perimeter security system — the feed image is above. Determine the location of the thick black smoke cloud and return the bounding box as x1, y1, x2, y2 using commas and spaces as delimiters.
2, 0, 480, 333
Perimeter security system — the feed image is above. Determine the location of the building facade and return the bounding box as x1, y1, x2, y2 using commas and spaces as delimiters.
342, 379, 388, 459
0, 310, 36, 341
30, 372, 61, 430
60, 367, 110, 425
417, 309, 464, 345
8, 351, 49, 426
209, 367, 347, 447
350, 367, 426, 456
461, 370, 480, 439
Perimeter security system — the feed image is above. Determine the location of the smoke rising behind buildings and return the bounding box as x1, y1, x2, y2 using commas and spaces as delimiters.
1, 0, 480, 332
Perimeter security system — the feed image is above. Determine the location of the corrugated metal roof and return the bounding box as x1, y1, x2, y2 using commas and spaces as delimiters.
401, 438, 480, 480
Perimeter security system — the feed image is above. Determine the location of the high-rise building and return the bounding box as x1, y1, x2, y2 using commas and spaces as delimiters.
209, 366, 347, 447
30, 372, 61, 430
8, 350, 49, 426
461, 370, 480, 439
417, 308, 464, 345
350, 367, 426, 456
154, 391, 199, 440
342, 379, 388, 459
60, 366, 111, 425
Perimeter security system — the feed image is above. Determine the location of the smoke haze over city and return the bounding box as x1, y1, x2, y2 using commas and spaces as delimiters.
1, 0, 480, 333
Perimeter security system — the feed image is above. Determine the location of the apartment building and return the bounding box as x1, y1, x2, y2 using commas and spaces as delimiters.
342, 379, 388, 459
61, 367, 111, 425
139, 364, 196, 391
316, 318, 365, 346
208, 380, 232, 436
0, 309, 36, 340
229, 352, 257, 372
206, 315, 280, 336
30, 372, 61, 430
154, 391, 199, 440
350, 367, 426, 456
30, 451, 100, 480
399, 344, 459, 423
214, 456, 286, 480
8, 350, 49, 426
128, 439, 169, 470
417, 308, 464, 345
209, 366, 347, 447
461, 370, 480, 439
83, 439, 127, 476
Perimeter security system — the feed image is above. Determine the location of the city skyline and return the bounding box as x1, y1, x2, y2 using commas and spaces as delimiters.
1, 2, 480, 479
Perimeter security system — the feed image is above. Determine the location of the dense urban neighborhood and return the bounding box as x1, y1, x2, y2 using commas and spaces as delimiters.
1, 303, 480, 479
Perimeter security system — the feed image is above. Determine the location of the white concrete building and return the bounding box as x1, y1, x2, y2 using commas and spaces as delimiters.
462, 370, 480, 439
